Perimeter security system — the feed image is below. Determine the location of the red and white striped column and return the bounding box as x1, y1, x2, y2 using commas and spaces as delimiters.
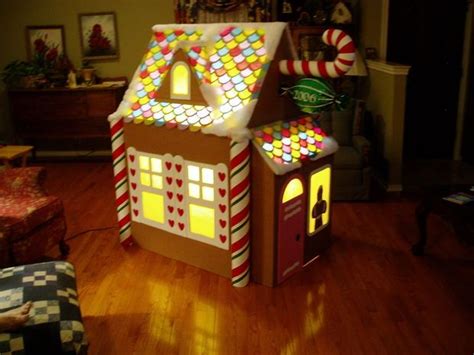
280, 29, 355, 78
110, 117, 133, 247
230, 140, 251, 287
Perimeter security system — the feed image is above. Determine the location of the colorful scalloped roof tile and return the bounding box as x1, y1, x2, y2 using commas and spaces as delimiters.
252, 116, 327, 165
123, 26, 268, 131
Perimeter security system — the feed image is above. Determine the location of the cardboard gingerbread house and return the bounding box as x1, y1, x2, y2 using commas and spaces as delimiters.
109, 22, 353, 287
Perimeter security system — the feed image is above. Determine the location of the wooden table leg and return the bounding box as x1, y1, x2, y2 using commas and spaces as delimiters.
21, 153, 28, 167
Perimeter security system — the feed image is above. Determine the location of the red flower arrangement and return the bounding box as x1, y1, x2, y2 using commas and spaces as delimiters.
87, 24, 112, 55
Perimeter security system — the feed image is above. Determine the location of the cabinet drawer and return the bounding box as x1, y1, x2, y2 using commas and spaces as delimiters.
86, 91, 118, 118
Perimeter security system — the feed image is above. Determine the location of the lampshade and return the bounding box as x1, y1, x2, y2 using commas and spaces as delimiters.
346, 49, 367, 76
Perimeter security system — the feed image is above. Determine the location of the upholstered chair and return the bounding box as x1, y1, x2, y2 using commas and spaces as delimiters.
0, 167, 68, 267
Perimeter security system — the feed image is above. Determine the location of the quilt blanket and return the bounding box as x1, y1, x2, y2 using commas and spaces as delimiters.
0, 261, 88, 355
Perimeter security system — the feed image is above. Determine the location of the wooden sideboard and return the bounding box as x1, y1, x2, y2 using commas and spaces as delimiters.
7, 86, 126, 151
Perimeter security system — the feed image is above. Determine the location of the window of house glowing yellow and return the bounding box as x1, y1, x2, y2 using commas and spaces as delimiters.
282, 178, 303, 203
307, 165, 331, 235
142, 191, 164, 223
139, 154, 163, 191
189, 204, 215, 238
171, 61, 190, 100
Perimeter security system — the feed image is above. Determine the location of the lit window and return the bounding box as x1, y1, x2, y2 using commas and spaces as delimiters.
282, 178, 303, 203
141, 172, 151, 186
142, 191, 164, 223
152, 175, 163, 189
171, 61, 190, 100
139, 154, 163, 191
139, 156, 150, 170
151, 158, 162, 173
188, 165, 200, 181
202, 186, 214, 202
189, 204, 215, 238
189, 183, 200, 198
307, 165, 331, 235
202, 168, 214, 184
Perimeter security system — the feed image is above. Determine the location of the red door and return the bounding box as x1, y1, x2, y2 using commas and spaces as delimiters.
277, 174, 306, 284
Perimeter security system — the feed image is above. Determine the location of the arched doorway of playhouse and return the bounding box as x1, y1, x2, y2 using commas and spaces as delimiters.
277, 174, 306, 284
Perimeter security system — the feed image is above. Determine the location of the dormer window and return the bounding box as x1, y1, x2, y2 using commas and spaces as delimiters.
171, 61, 191, 100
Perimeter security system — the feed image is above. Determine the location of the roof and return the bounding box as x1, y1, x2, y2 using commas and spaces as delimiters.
111, 23, 291, 138
252, 116, 338, 175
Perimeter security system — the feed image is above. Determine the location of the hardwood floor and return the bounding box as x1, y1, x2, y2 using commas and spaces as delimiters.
40, 162, 474, 354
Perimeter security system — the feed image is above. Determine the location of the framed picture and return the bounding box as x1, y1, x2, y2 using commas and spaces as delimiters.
79, 12, 119, 61
26, 25, 66, 60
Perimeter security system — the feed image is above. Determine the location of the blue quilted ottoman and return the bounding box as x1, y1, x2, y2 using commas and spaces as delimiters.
0, 261, 88, 354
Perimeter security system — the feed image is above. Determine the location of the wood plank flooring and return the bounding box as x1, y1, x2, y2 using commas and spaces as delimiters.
40, 162, 474, 354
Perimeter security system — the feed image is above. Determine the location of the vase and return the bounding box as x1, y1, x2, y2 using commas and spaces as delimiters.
81, 68, 95, 85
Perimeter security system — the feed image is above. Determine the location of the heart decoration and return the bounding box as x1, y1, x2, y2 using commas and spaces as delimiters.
168, 219, 175, 227
132, 196, 138, 203
219, 234, 227, 243
166, 177, 173, 185
130, 169, 136, 176
177, 193, 183, 202
175, 164, 182, 172
129, 154, 135, 162
176, 179, 183, 187
219, 204, 226, 213
219, 219, 227, 228
133, 209, 139, 216
165, 162, 172, 170
131, 183, 137, 190
167, 191, 173, 199
219, 188, 226, 197
167, 206, 174, 213
218, 172, 226, 181
178, 222, 185, 230
178, 208, 184, 216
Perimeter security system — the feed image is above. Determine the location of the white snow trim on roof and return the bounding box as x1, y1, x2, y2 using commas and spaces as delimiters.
202, 100, 256, 142
151, 22, 288, 61
200, 83, 221, 109
252, 136, 339, 176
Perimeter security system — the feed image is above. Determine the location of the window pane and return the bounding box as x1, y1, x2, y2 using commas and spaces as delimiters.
188, 165, 200, 181
151, 158, 162, 173
172, 63, 189, 96
282, 178, 303, 203
139, 156, 150, 170
202, 168, 214, 184
142, 191, 164, 223
202, 186, 214, 201
152, 175, 163, 189
141, 172, 151, 186
189, 204, 215, 238
188, 183, 200, 198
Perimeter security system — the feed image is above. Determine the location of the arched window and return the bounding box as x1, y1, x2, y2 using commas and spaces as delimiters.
171, 61, 191, 100
282, 178, 303, 203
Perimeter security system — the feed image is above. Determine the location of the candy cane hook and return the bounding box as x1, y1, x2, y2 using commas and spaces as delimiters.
280, 29, 355, 78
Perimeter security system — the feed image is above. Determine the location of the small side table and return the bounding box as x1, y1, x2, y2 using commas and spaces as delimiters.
0, 145, 34, 168
412, 185, 474, 255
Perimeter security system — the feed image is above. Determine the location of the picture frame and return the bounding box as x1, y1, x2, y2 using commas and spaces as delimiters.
79, 12, 119, 61
26, 25, 66, 60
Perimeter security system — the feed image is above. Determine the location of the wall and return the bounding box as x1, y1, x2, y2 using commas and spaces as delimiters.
0, 0, 174, 141
365, 61, 410, 191
358, 0, 383, 54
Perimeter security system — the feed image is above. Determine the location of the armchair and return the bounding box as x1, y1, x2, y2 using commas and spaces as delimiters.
0, 167, 68, 267
319, 103, 372, 200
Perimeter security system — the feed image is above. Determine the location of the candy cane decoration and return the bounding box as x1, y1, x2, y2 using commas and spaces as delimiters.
280, 29, 355, 78
230, 140, 251, 287
110, 117, 134, 247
